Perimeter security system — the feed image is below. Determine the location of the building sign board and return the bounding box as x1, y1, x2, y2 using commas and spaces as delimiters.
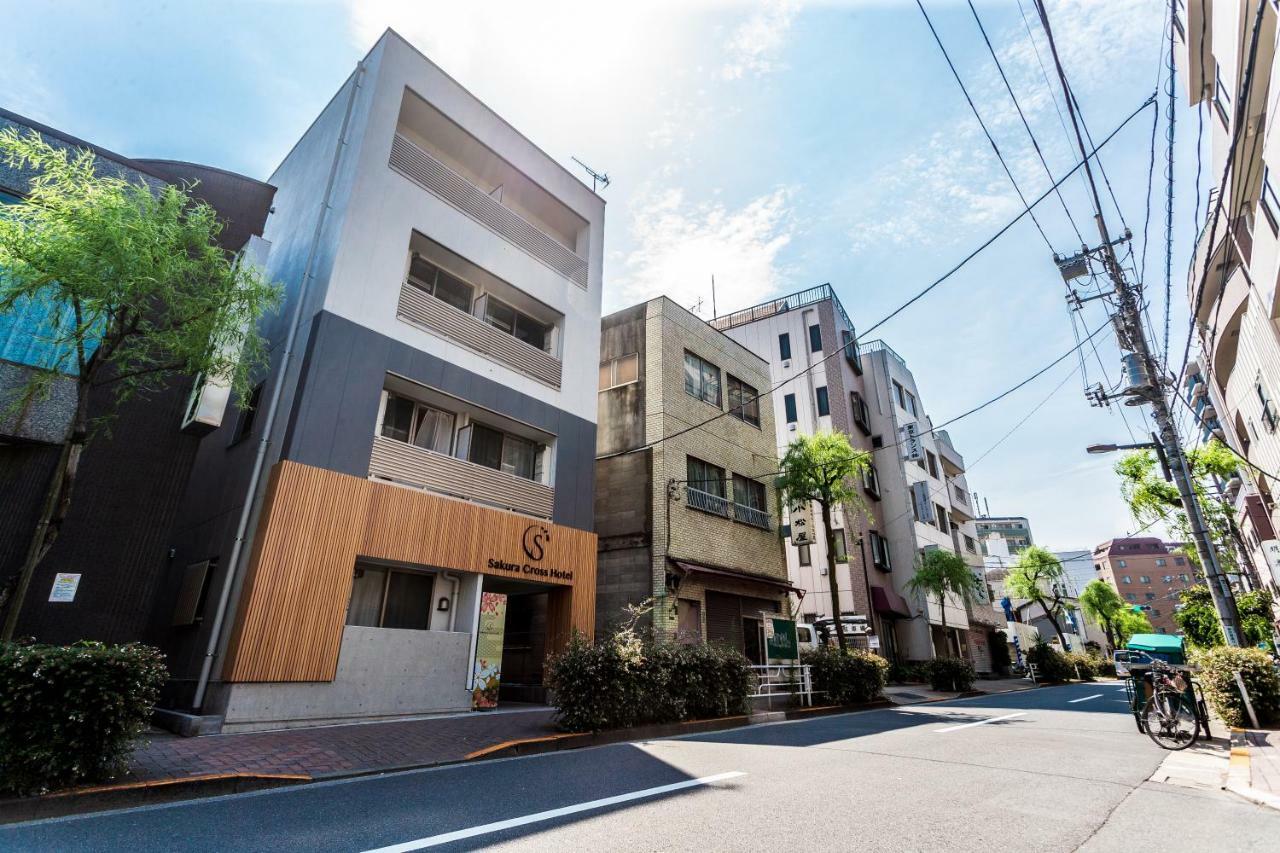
48, 573, 81, 603
788, 499, 814, 545
900, 422, 922, 461
1261, 539, 1280, 587
765, 616, 799, 661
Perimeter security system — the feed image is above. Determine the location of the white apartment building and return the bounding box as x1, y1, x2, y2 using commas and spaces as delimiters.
716, 287, 996, 667
1176, 0, 1280, 599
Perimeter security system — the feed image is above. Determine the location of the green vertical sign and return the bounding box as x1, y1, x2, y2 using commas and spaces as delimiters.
766, 617, 799, 661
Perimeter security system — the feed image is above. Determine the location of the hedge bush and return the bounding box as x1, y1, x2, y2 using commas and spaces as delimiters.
0, 641, 167, 795
925, 657, 975, 692
801, 646, 888, 704
545, 633, 753, 733
1193, 646, 1280, 728
1027, 642, 1073, 683
887, 661, 928, 684
1064, 652, 1098, 681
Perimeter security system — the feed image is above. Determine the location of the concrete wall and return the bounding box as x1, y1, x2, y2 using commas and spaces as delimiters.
220, 625, 473, 731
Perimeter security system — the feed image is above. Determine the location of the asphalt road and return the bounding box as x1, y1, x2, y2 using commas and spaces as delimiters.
6, 682, 1280, 852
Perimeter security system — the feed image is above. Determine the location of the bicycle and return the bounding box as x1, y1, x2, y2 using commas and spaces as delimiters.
1141, 659, 1200, 751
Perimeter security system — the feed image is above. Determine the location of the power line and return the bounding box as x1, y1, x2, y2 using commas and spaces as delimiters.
915, 0, 1055, 252
966, 0, 1085, 245
596, 96, 1156, 463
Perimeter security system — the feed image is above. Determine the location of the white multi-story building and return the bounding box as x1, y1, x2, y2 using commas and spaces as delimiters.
1175, 0, 1280, 599
715, 286, 997, 668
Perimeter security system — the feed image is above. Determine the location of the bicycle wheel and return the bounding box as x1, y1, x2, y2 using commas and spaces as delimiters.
1142, 690, 1199, 750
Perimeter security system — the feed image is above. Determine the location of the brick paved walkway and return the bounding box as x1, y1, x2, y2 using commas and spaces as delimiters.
124, 707, 557, 783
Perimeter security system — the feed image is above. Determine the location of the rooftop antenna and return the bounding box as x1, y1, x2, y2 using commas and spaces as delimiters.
711, 275, 717, 319
690, 296, 704, 316
571, 156, 611, 193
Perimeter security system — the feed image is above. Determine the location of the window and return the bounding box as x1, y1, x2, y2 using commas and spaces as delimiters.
862, 463, 881, 499
963, 534, 977, 554
483, 296, 551, 352
407, 255, 474, 313
1174, 556, 1186, 566
842, 329, 863, 374
904, 390, 917, 416
1257, 374, 1278, 433
599, 353, 639, 390
1122, 575, 1132, 584
727, 376, 761, 427
833, 528, 848, 563
1118, 560, 1127, 568
1214, 62, 1232, 128
1179, 573, 1189, 582
784, 393, 798, 423
732, 474, 769, 528
346, 565, 435, 631
926, 451, 939, 479
816, 386, 830, 417
935, 505, 949, 534
1163, 575, 1174, 584
1262, 167, 1280, 233
1155, 558, 1166, 567
454, 421, 543, 482
1125, 593, 1137, 602
683, 351, 722, 407
778, 333, 792, 361
1145, 592, 1156, 601
870, 531, 892, 571
231, 382, 264, 445
380, 392, 456, 455
851, 391, 871, 434
686, 456, 727, 516
893, 380, 907, 410
809, 324, 823, 352
797, 544, 812, 566
1139, 575, 1151, 584
1152, 608, 1161, 617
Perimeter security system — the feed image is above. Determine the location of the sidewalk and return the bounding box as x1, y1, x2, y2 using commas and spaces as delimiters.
124, 705, 557, 783
883, 675, 1038, 705
1227, 728, 1280, 810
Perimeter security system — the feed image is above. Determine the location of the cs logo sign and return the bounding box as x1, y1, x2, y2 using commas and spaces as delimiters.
522, 524, 550, 562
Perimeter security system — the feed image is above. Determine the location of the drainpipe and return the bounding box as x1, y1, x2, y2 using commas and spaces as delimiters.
443, 572, 461, 631
192, 60, 367, 711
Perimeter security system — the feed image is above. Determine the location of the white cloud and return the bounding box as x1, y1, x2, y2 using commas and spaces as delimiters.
719, 0, 801, 81
610, 186, 795, 313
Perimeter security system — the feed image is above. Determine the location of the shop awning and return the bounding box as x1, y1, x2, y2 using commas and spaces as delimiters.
871, 585, 911, 619
669, 559, 802, 595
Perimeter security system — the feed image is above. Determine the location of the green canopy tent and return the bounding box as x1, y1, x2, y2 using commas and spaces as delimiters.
1125, 634, 1185, 665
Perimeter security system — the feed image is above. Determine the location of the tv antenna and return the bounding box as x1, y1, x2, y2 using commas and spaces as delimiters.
571, 156, 611, 192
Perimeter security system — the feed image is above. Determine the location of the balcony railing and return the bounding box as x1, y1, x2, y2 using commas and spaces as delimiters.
397, 283, 562, 388
686, 486, 729, 517
389, 134, 588, 289
733, 502, 771, 530
369, 435, 554, 519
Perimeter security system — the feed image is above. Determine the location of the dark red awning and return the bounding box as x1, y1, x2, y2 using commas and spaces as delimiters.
669, 559, 802, 595
871, 585, 911, 618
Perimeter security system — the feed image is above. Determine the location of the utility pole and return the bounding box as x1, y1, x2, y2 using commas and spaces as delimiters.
1036, 0, 1243, 644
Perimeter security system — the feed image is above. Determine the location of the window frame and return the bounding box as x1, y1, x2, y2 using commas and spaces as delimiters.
851, 391, 872, 435
815, 385, 830, 417
870, 531, 892, 571
1214, 62, 1232, 129
346, 564, 437, 631
599, 353, 640, 390
778, 333, 792, 361
683, 350, 722, 408
1262, 166, 1280, 234
783, 393, 798, 424
809, 324, 823, 353
797, 543, 812, 566
727, 375, 762, 428
407, 254, 475, 314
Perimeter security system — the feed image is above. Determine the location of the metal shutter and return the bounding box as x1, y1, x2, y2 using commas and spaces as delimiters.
705, 592, 743, 651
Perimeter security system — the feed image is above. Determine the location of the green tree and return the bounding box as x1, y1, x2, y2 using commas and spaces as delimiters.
1175, 585, 1225, 650
777, 431, 869, 649
1238, 588, 1277, 651
1079, 580, 1126, 650
0, 129, 279, 639
1114, 607, 1154, 646
1005, 546, 1072, 648
905, 548, 981, 658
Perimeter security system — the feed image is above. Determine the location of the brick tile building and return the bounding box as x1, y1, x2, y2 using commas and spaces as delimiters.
1092, 537, 1196, 635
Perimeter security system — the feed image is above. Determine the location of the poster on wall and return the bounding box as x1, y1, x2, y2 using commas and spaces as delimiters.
472, 592, 508, 711
48, 573, 81, 603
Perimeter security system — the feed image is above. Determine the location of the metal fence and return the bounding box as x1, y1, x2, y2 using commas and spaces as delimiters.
749, 664, 813, 707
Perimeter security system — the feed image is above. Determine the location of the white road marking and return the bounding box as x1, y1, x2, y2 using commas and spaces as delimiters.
361, 771, 747, 852
934, 712, 1026, 733
1069, 694, 1104, 703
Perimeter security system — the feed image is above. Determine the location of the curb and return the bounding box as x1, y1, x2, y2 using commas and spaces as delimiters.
1224, 728, 1280, 812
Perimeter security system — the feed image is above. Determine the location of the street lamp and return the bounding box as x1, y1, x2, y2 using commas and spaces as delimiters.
1085, 433, 1173, 481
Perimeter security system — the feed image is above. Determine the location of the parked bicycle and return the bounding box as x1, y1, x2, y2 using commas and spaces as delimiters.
1140, 659, 1201, 751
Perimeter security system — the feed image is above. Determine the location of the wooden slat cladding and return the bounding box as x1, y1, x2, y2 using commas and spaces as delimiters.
397, 285, 563, 388
222, 461, 596, 683
389, 134, 588, 289
369, 435, 555, 519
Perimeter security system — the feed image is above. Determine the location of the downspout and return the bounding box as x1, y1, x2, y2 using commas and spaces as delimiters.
192, 60, 367, 711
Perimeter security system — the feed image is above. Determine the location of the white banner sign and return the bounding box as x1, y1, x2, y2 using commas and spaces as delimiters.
900, 422, 923, 461
789, 498, 814, 545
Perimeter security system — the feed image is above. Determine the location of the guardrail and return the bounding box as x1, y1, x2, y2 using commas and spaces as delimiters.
750, 664, 813, 707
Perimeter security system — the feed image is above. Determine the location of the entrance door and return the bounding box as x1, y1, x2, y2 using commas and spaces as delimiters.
742, 618, 764, 664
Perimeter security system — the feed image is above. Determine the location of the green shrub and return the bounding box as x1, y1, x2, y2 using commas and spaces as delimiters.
1027, 641, 1073, 683
1093, 655, 1117, 678
0, 641, 167, 795
925, 657, 975, 692
1193, 646, 1280, 728
888, 661, 928, 684
801, 646, 888, 704
545, 633, 754, 733
1064, 652, 1098, 681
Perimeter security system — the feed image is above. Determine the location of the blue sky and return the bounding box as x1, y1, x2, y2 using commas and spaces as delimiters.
2, 0, 1195, 549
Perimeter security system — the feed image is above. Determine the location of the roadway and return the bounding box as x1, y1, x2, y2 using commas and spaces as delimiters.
5, 682, 1279, 851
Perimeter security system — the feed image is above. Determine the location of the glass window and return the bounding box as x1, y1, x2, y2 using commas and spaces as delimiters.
809, 324, 823, 352
1145, 592, 1156, 601
727, 376, 761, 427
926, 451, 939, 479
1122, 576, 1131, 584
816, 386, 830, 417
346, 565, 434, 631
778, 333, 792, 361
468, 423, 506, 471
1118, 560, 1127, 568
1140, 575, 1151, 584
687, 456, 726, 499
501, 434, 536, 480
893, 381, 906, 409
935, 505, 949, 534
1179, 573, 1189, 582
683, 351, 721, 407
905, 391, 917, 416
798, 543, 812, 566
1125, 593, 1136, 602
513, 312, 549, 351
380, 394, 416, 443
413, 405, 455, 454
784, 393, 798, 424
1263, 167, 1280, 232
1155, 558, 1166, 567
833, 529, 848, 563
407, 256, 474, 313
484, 298, 516, 334
600, 353, 639, 389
